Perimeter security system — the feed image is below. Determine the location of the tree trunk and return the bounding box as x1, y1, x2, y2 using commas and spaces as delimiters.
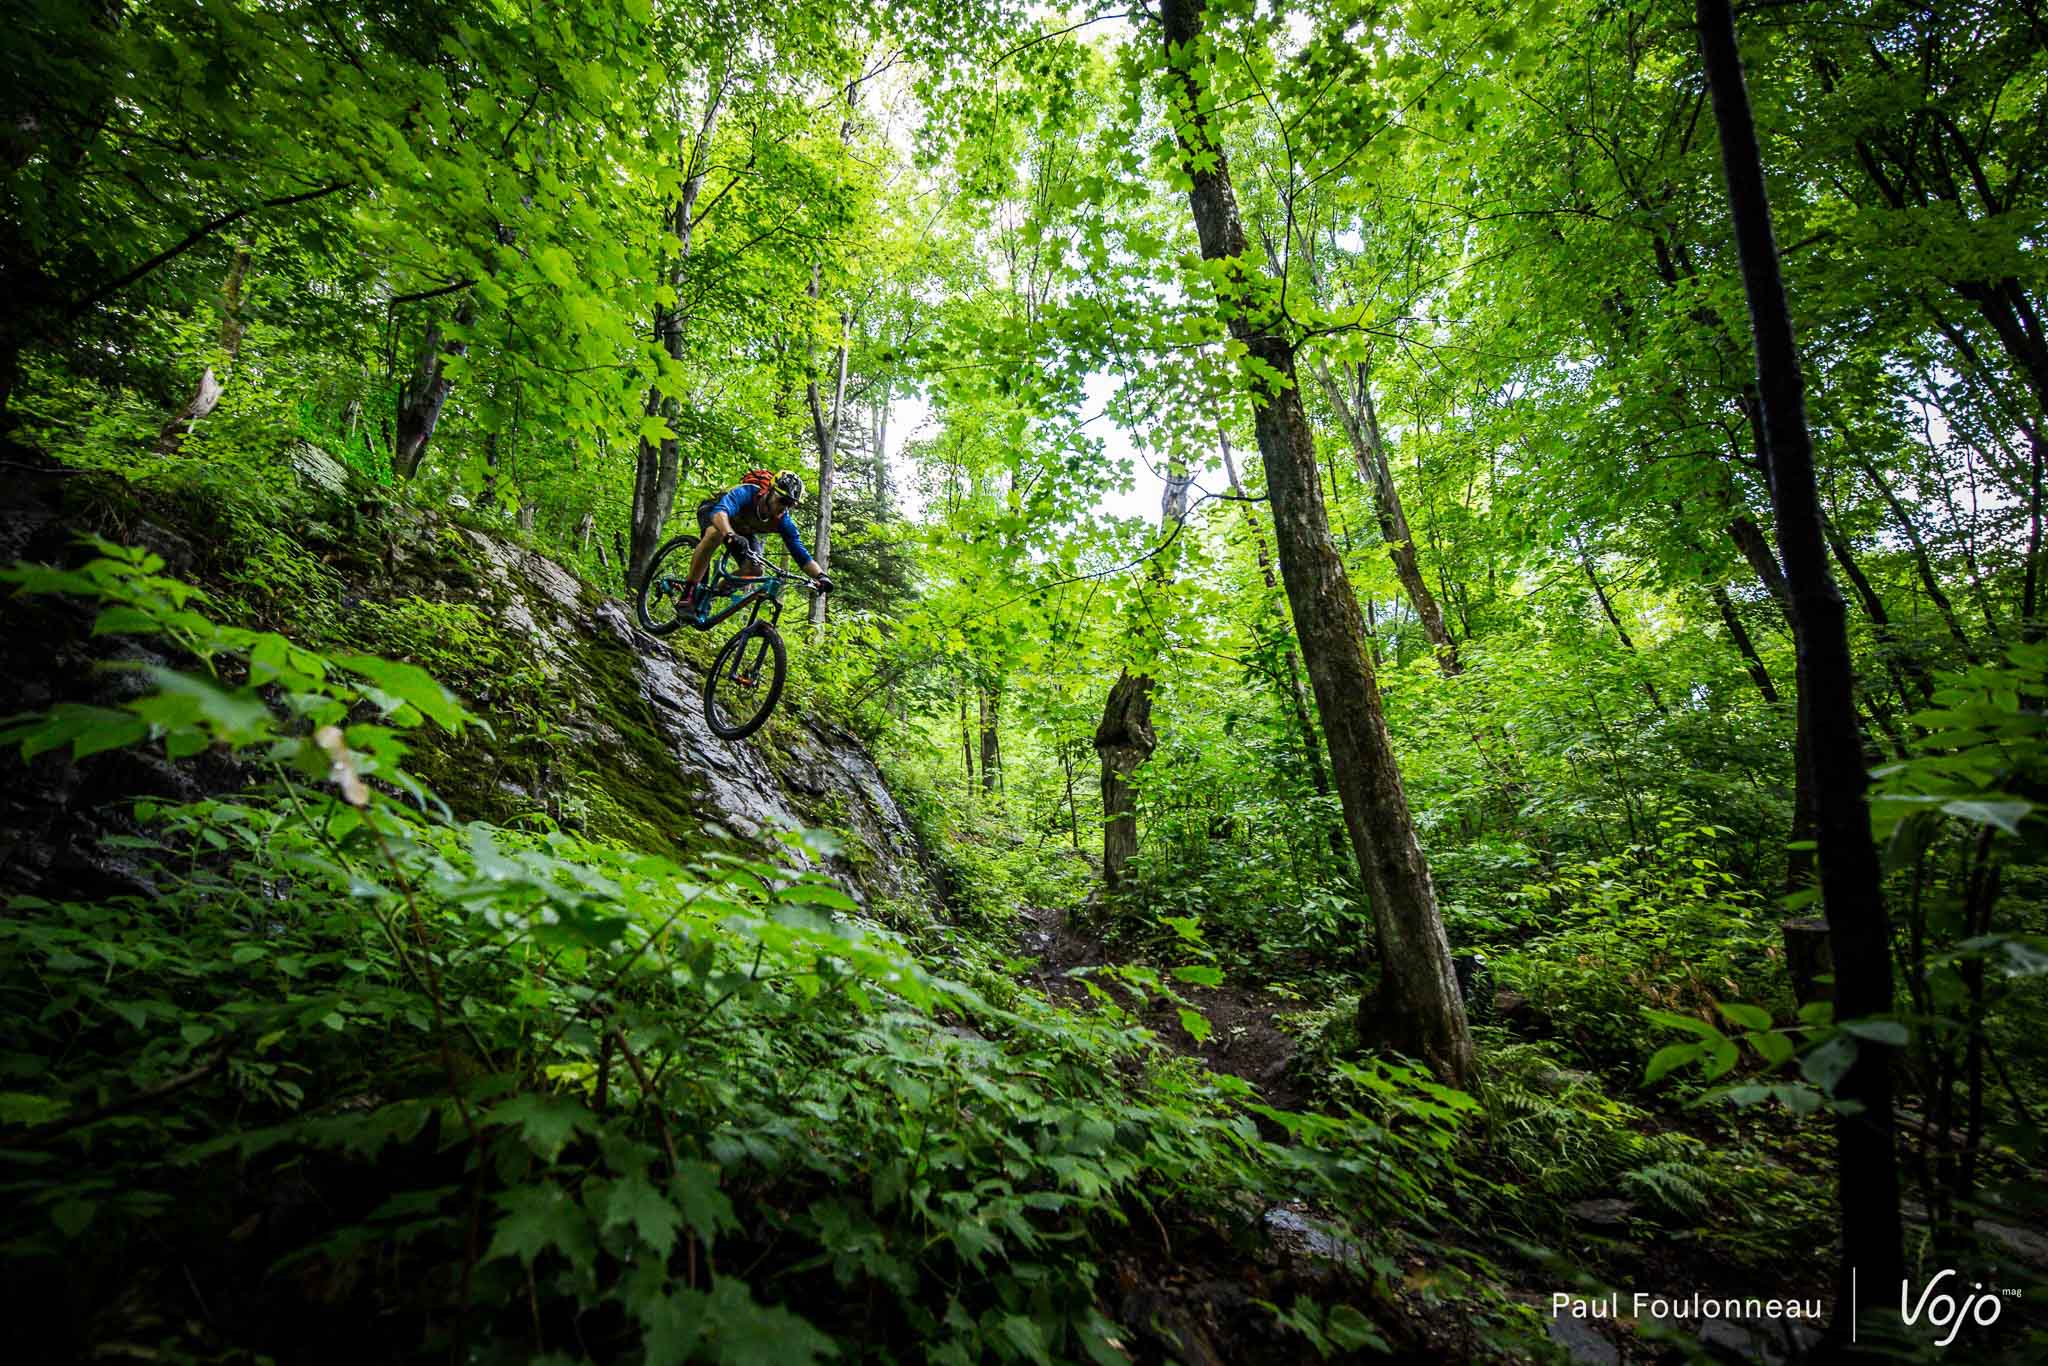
1311, 356, 1461, 673
1726, 509, 1793, 624
959, 687, 975, 792
806, 285, 851, 627
157, 246, 252, 456
1856, 454, 1976, 661
1061, 743, 1080, 850
1095, 669, 1155, 891
805, 82, 860, 626
1159, 0, 1471, 1086
628, 58, 729, 587
1699, 0, 1903, 1319
1709, 581, 1780, 702
392, 297, 474, 480
979, 687, 1001, 795
1582, 555, 1667, 714
1221, 425, 1331, 799
1782, 917, 1833, 1007
872, 385, 892, 521
1823, 513, 1932, 705
478, 430, 501, 512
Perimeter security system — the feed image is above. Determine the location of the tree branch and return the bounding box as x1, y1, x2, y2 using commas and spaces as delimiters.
69, 181, 353, 320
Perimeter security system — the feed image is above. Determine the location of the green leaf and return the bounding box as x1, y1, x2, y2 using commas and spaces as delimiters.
485, 1185, 595, 1273
1838, 1019, 1908, 1046
1176, 1006, 1212, 1045
91, 605, 163, 638
1715, 1001, 1772, 1031
486, 1092, 594, 1161
1326, 1304, 1388, 1352
1171, 964, 1223, 987
1644, 1042, 1706, 1083
1641, 1007, 1720, 1039
1939, 798, 2031, 834
701, 1276, 835, 1365
140, 668, 272, 745
600, 1175, 682, 1257
0, 1092, 68, 1125
1747, 1031, 1796, 1066
1801, 1036, 1858, 1092
333, 654, 472, 730
51, 1198, 96, 1238
672, 1160, 738, 1246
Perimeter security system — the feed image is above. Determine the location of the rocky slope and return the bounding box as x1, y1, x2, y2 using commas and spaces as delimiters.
454, 527, 936, 906
0, 448, 938, 912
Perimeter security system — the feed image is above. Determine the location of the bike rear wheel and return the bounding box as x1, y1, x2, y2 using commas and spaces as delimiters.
635, 534, 701, 636
703, 622, 787, 740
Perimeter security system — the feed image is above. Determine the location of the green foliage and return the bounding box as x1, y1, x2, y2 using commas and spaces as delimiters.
11, 0, 2048, 1349
0, 548, 1412, 1361
1483, 815, 1782, 1072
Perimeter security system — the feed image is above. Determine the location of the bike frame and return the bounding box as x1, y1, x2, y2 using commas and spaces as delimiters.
694, 549, 791, 633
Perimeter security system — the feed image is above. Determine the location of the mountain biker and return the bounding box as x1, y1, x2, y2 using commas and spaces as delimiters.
680, 469, 832, 620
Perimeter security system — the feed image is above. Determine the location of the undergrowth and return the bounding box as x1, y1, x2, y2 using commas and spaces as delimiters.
0, 542, 1482, 1362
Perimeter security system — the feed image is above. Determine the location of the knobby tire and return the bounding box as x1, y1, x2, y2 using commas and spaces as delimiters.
634, 534, 700, 636
703, 622, 787, 741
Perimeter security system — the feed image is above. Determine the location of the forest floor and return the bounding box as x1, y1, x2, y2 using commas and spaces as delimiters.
1018, 902, 1305, 1111
1009, 901, 1861, 1364
1015, 900, 1549, 1362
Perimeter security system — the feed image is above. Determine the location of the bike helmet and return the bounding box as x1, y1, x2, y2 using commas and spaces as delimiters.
773, 470, 805, 506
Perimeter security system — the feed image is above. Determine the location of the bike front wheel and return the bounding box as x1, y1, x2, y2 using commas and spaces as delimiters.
635, 534, 701, 636
703, 622, 787, 740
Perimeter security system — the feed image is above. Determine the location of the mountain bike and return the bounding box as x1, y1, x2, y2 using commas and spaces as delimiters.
634, 533, 822, 741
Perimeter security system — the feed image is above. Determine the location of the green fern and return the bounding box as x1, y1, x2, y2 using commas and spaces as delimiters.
1620, 1157, 1716, 1220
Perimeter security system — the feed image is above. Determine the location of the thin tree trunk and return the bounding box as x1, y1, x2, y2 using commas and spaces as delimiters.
1710, 581, 1780, 703
806, 81, 860, 626
157, 246, 252, 456
1823, 513, 1933, 704
959, 687, 975, 793
1726, 510, 1794, 625
1159, 0, 1471, 1085
1856, 454, 1976, 660
1699, 0, 1903, 1320
1583, 555, 1667, 714
1095, 669, 1155, 891
979, 687, 1001, 796
2026, 426, 2045, 637
806, 285, 851, 626
1311, 356, 1461, 673
1061, 744, 1080, 850
628, 58, 729, 587
872, 384, 892, 521
1221, 424, 1330, 798
478, 430, 501, 512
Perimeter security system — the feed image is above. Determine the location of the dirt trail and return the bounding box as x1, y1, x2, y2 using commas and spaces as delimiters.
1017, 903, 1305, 1111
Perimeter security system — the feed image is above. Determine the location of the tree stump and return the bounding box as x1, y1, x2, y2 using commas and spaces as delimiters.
1094, 670, 1155, 890
1781, 917, 1833, 1005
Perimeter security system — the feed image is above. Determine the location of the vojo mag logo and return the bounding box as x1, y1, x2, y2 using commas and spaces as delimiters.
1897, 1269, 2020, 1348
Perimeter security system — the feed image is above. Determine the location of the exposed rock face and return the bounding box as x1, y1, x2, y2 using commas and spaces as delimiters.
0, 454, 938, 911
455, 527, 934, 906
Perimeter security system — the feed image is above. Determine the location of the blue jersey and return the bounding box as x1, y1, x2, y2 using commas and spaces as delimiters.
700, 483, 813, 567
